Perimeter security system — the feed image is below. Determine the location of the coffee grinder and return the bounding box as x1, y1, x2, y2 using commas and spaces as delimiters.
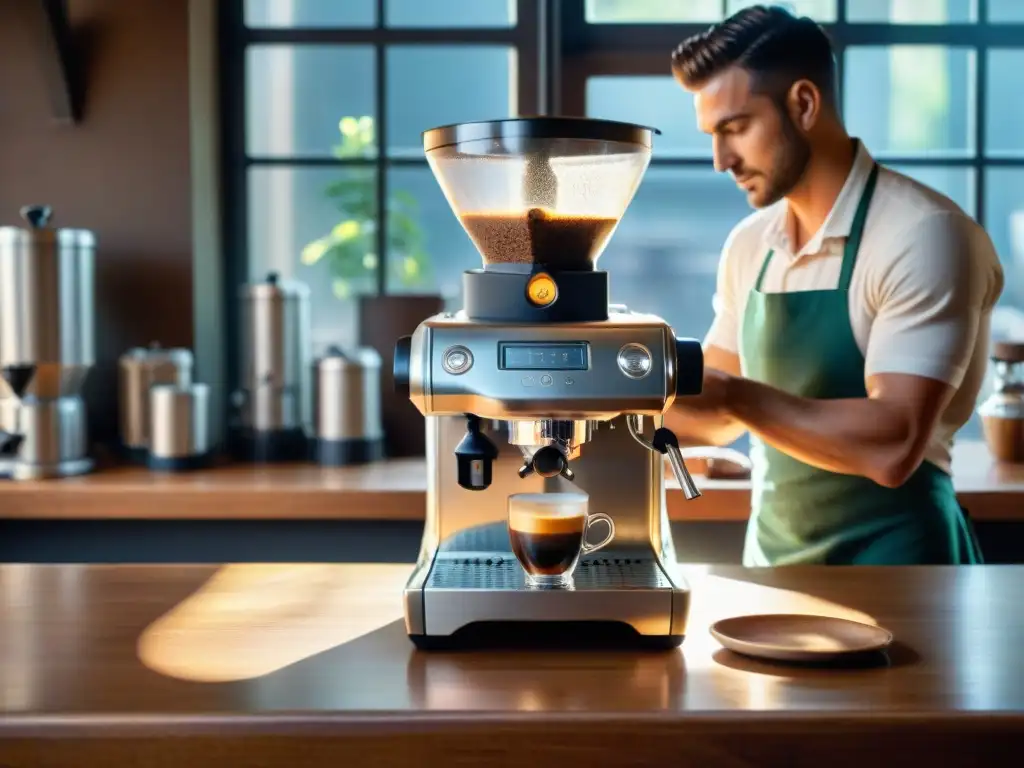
0, 206, 96, 480
393, 117, 704, 649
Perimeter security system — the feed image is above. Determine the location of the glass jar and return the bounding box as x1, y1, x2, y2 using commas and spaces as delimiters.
977, 341, 1024, 462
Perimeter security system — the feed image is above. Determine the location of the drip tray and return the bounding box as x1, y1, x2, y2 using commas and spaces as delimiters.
425, 552, 674, 591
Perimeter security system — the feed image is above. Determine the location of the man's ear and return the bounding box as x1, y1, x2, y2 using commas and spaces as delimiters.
786, 79, 822, 132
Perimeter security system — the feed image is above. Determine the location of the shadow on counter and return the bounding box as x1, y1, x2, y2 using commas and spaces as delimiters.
2, 519, 1023, 564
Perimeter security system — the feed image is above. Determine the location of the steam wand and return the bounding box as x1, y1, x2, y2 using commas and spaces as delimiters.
626, 415, 702, 500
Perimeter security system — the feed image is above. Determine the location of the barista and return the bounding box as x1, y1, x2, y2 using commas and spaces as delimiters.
667, 6, 1005, 566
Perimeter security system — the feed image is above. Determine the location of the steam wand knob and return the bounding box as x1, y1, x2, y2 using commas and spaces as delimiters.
652, 427, 702, 500
454, 415, 499, 491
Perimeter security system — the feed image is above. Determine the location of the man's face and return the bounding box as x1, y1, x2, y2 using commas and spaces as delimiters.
693, 66, 810, 208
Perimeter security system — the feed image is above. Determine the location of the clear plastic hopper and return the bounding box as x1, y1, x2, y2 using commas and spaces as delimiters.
423, 118, 657, 270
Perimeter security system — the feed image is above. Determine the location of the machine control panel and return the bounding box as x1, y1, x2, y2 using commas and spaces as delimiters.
498, 342, 589, 371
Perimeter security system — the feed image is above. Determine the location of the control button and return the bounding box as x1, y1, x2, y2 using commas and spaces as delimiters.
521, 376, 536, 387
564, 376, 574, 386
442, 345, 473, 375
526, 272, 558, 307
617, 343, 653, 379
540, 374, 553, 386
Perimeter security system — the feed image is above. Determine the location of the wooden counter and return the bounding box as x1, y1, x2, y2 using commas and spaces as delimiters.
1, 440, 1021, 522
0, 563, 1022, 765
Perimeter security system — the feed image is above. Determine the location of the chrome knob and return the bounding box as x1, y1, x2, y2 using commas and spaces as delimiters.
617, 343, 652, 379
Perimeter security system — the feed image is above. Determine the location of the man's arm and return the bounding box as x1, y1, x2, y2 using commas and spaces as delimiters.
666, 344, 748, 447
714, 211, 1001, 488
722, 371, 953, 487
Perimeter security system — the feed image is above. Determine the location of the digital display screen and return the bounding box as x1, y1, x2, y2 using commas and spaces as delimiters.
499, 342, 589, 371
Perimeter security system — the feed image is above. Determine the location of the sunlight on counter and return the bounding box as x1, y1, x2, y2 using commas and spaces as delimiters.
137, 564, 409, 683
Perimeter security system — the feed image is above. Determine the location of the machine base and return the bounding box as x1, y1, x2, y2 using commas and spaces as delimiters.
409, 623, 685, 651
406, 543, 690, 651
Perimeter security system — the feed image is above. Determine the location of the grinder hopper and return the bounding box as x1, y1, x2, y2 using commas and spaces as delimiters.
423, 117, 658, 271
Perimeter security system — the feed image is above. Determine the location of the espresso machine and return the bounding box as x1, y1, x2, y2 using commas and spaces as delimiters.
393, 117, 704, 649
0, 206, 95, 479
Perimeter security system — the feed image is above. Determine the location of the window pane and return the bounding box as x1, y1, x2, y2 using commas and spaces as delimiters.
989, 0, 1024, 21
983, 170, 1024, 320
726, 0, 837, 21
846, 0, 975, 22
245, 0, 374, 27
585, 0, 723, 23
843, 46, 974, 159
386, 46, 515, 159
887, 165, 975, 216
586, 77, 710, 159
248, 167, 377, 351
385, 166, 477, 301
386, 0, 515, 27
603, 167, 750, 344
246, 46, 375, 158
986, 50, 1024, 157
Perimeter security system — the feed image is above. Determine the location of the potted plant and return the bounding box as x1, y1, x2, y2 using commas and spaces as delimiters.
300, 115, 432, 298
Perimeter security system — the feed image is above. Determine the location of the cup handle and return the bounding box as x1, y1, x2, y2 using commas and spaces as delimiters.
581, 513, 615, 555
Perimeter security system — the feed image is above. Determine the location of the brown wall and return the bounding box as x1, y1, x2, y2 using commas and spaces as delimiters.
0, 0, 193, 444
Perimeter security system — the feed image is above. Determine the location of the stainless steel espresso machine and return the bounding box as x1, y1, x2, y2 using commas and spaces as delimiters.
393, 117, 704, 650
0, 206, 96, 479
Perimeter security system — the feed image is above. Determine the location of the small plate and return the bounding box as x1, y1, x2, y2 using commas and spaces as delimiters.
709, 614, 893, 662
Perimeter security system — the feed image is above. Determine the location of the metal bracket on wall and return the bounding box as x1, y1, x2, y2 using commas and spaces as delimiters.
19, 0, 84, 124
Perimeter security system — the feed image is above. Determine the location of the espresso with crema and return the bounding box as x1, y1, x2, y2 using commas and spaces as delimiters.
509, 506, 587, 577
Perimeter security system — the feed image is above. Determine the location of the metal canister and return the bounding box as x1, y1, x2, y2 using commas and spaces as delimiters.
311, 345, 384, 465
147, 383, 212, 471
0, 205, 95, 397
232, 272, 311, 461
118, 344, 194, 458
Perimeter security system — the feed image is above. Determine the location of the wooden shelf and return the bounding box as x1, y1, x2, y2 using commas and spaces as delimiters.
0, 440, 1021, 522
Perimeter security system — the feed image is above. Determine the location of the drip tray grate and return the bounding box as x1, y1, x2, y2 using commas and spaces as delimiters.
425, 554, 673, 590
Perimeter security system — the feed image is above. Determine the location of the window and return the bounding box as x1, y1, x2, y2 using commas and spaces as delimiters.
222, 0, 1024, 446
222, 0, 534, 362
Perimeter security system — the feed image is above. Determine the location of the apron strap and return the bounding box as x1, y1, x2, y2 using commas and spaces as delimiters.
754, 249, 775, 292
837, 163, 880, 292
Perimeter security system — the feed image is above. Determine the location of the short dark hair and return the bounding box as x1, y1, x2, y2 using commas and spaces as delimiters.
671, 5, 837, 106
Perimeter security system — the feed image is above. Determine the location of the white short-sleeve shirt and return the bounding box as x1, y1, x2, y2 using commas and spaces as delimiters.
704, 140, 1005, 474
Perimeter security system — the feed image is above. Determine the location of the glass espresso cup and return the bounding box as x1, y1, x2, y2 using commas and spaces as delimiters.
507, 492, 615, 588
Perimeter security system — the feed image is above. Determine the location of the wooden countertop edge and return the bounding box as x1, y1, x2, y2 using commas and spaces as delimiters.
1, 710, 1022, 738
0, 482, 1019, 522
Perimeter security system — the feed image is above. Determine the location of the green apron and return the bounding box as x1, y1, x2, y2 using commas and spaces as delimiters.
739, 164, 984, 566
